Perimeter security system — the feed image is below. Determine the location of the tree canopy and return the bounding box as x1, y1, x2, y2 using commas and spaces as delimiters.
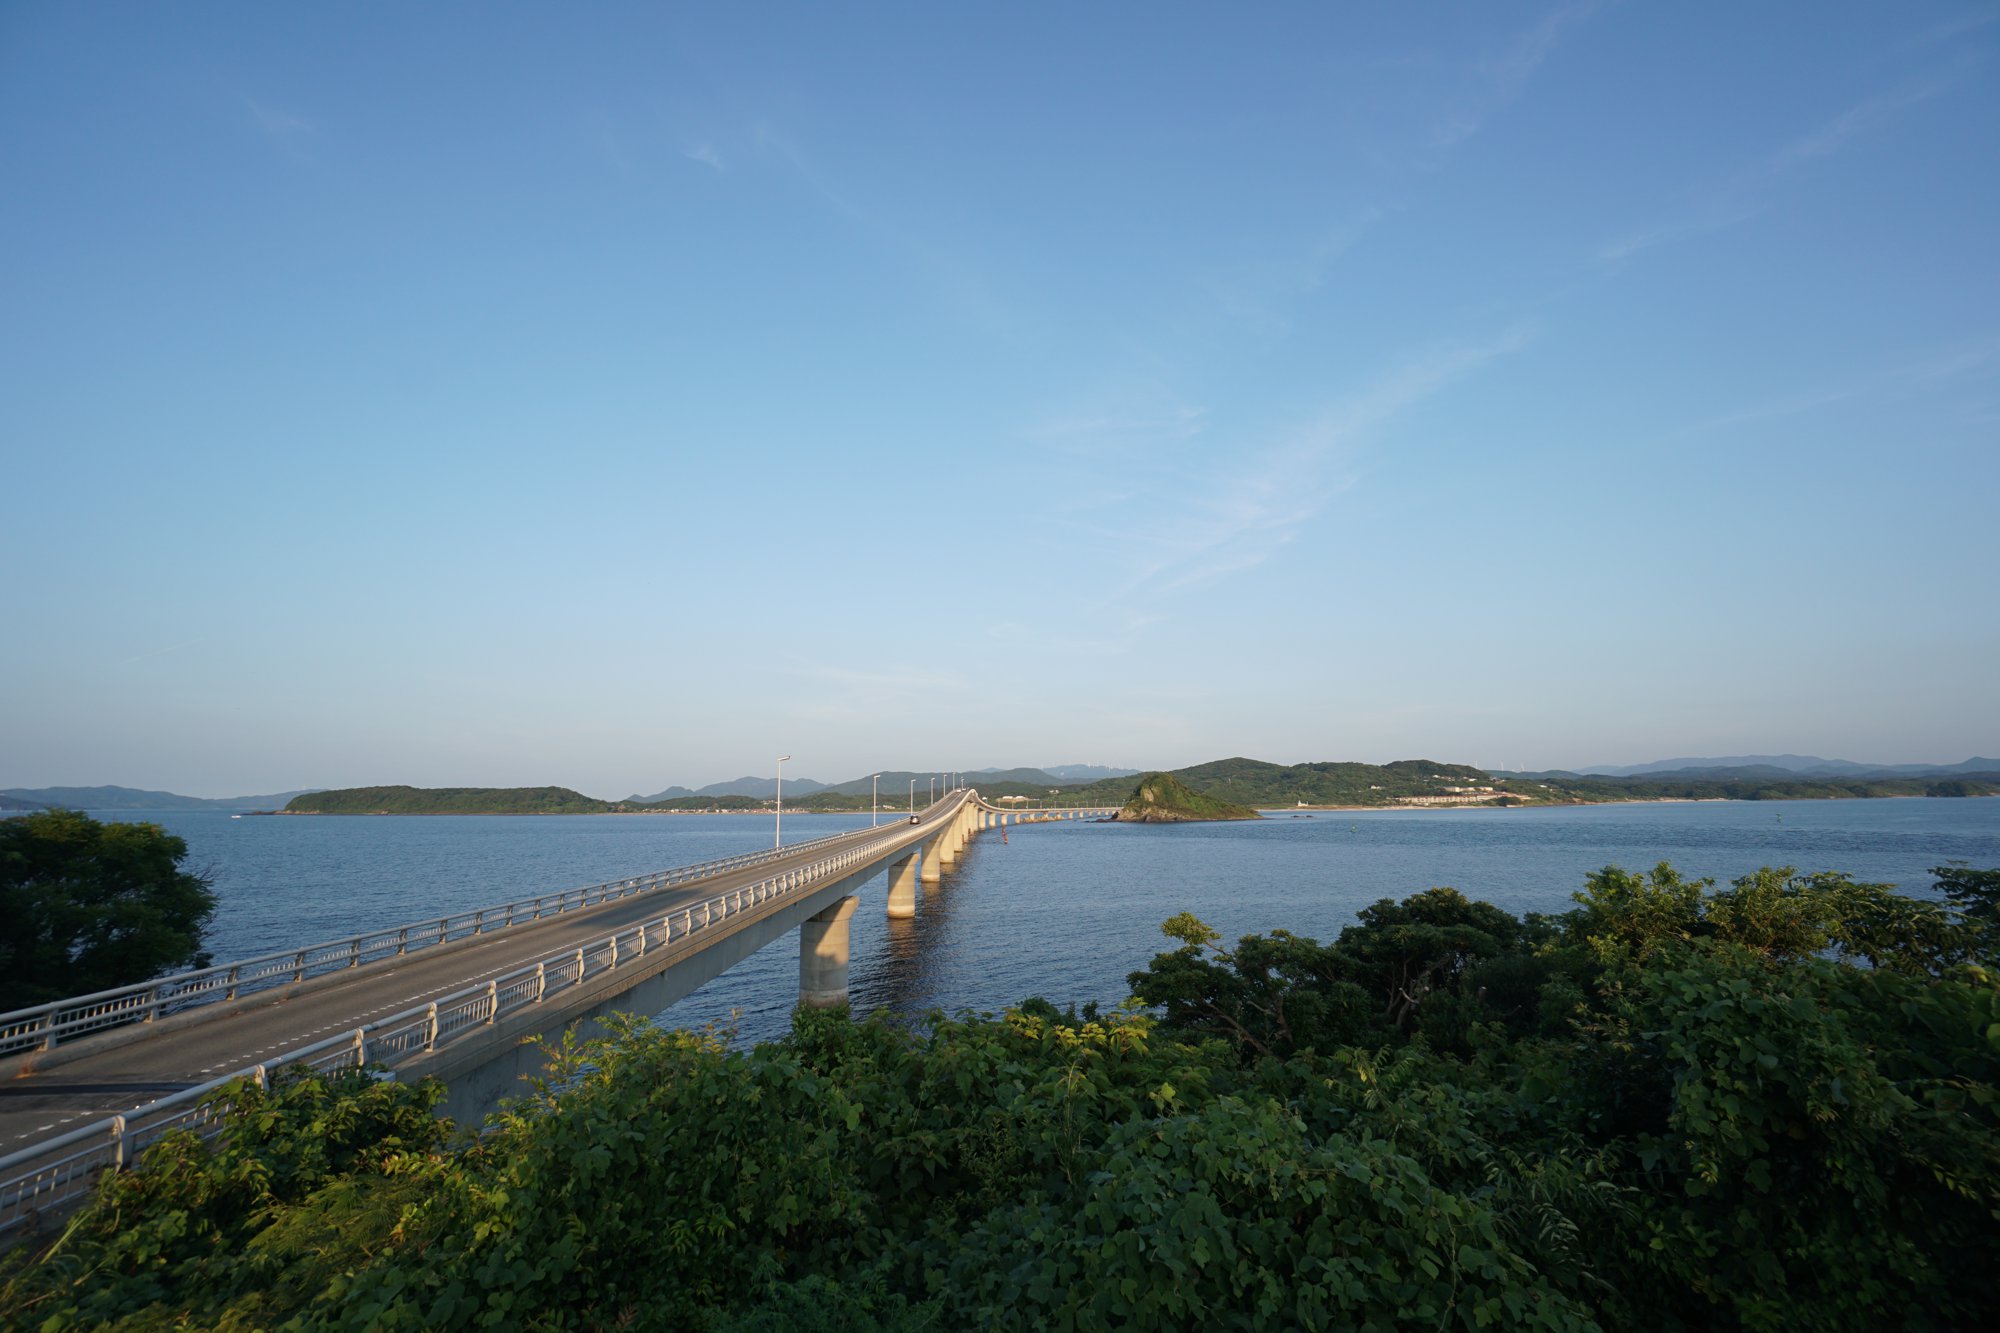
0, 808, 217, 1011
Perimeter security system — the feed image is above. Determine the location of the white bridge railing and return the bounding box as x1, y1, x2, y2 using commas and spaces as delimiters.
0, 818, 930, 1237
0, 824, 868, 1059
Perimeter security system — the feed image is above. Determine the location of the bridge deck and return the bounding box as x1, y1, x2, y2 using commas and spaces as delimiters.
0, 810, 948, 1153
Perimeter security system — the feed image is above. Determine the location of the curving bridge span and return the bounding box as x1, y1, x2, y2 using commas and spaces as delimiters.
0, 789, 1115, 1237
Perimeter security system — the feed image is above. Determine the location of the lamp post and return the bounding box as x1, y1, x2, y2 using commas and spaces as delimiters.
871, 773, 879, 827
775, 754, 791, 849
909, 778, 916, 814
928, 776, 936, 808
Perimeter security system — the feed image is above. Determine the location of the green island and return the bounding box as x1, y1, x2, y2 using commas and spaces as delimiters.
1111, 771, 1262, 822
282, 786, 618, 816
5, 861, 1996, 1330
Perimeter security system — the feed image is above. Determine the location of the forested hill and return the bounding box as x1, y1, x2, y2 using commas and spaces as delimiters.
1033, 757, 2000, 809
1052, 757, 1503, 808
283, 786, 616, 815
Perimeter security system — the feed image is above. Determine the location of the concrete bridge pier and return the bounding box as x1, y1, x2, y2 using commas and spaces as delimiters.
919, 838, 945, 884
800, 896, 861, 1008
885, 854, 918, 919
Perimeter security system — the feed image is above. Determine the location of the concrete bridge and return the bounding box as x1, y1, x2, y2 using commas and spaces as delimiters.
0, 790, 1115, 1236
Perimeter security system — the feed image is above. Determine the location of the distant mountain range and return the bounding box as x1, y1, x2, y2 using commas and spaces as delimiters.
983, 763, 1139, 783
626, 765, 1138, 803
1516, 756, 2000, 782
0, 785, 322, 812
627, 775, 832, 802
4, 766, 1141, 814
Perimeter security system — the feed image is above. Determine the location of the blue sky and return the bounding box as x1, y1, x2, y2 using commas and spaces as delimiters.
3, 2, 1996, 796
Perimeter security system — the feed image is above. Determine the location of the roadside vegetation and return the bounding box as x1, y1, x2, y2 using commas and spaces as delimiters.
4, 861, 1996, 1329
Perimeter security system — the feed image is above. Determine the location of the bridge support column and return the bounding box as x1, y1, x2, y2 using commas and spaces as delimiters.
800, 896, 860, 1008
885, 854, 918, 919
920, 839, 945, 883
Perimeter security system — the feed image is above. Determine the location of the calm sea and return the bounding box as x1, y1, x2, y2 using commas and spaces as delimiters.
83, 798, 2000, 1048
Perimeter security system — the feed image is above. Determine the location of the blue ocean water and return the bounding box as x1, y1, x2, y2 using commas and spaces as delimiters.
86, 798, 2000, 1047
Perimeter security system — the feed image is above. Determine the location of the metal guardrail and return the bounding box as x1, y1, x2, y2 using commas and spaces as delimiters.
0, 814, 942, 1237
0, 823, 867, 1058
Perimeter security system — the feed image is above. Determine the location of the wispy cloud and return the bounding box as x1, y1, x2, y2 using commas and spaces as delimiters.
1025, 404, 1207, 447
1300, 207, 1388, 291
246, 99, 313, 152
1899, 337, 2000, 383
1111, 323, 1538, 596
1903, 10, 1999, 51
1766, 76, 1957, 170
1433, 1, 1601, 148
1598, 66, 1968, 265
1597, 204, 1764, 265
754, 124, 1012, 333
1659, 334, 2000, 441
683, 142, 723, 171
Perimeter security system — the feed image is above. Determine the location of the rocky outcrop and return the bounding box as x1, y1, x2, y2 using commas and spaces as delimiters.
1113, 773, 1262, 823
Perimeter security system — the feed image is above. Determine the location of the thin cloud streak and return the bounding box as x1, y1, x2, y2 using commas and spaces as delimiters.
755, 125, 1013, 333
1433, 1, 1601, 148
1598, 65, 1968, 264
1656, 334, 2000, 443
1024, 405, 1208, 446
1116, 323, 1538, 598
247, 99, 312, 140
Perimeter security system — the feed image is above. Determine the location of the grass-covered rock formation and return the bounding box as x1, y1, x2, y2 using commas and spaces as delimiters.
1112, 771, 1262, 822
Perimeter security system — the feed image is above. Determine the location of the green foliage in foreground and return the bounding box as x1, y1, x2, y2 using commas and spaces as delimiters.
282, 786, 617, 815
0, 809, 217, 1011
5, 865, 1997, 1331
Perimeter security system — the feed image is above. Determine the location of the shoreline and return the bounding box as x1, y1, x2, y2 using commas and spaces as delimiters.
254, 792, 1999, 819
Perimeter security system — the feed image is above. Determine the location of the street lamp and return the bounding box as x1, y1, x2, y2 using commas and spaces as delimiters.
928, 776, 936, 808
871, 773, 879, 827
909, 778, 916, 814
775, 754, 791, 849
